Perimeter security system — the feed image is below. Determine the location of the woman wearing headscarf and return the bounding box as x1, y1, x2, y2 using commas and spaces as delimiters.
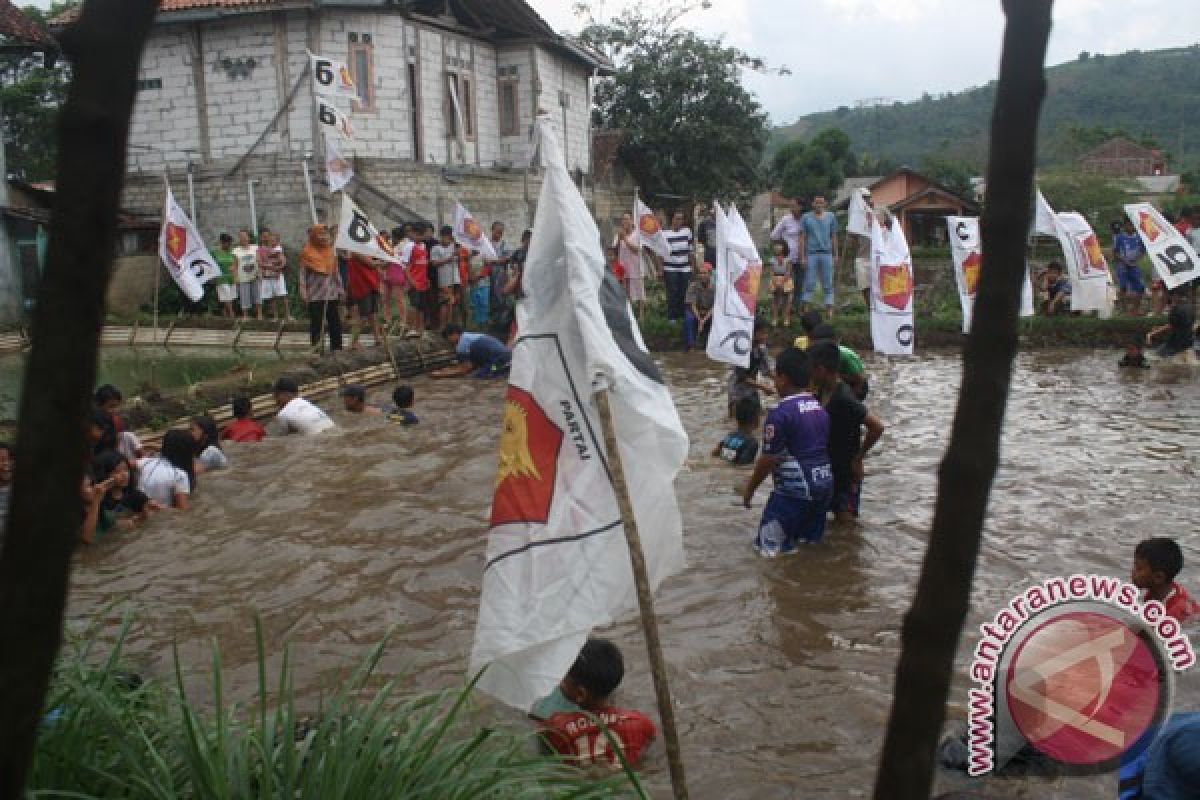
299, 224, 344, 352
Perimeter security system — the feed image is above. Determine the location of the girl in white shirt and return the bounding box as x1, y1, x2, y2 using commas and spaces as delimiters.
189, 415, 228, 473
137, 429, 194, 510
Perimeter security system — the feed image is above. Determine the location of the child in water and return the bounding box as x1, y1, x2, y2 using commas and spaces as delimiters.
222, 396, 267, 443
92, 449, 161, 529
1131, 537, 1199, 623
713, 395, 762, 466
386, 385, 419, 426
530, 638, 658, 768
190, 415, 228, 472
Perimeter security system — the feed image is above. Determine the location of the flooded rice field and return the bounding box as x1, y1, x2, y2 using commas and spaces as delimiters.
69, 349, 1199, 798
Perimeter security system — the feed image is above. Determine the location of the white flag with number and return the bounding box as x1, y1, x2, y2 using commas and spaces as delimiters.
309, 51, 357, 99
159, 187, 221, 303
707, 201, 762, 367
1034, 189, 1112, 315
869, 217, 915, 356
470, 117, 688, 711
1124, 203, 1200, 290
452, 202, 496, 259
948, 216, 1034, 333
334, 196, 400, 264
325, 135, 353, 193
316, 95, 354, 140
634, 193, 669, 259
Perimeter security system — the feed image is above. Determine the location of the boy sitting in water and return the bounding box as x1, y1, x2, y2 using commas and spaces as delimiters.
1131, 537, 1200, 623
727, 320, 774, 418
530, 638, 657, 769
1041, 261, 1072, 316
1118, 338, 1149, 369
741, 347, 833, 554
221, 396, 266, 443
712, 395, 762, 466
385, 385, 419, 426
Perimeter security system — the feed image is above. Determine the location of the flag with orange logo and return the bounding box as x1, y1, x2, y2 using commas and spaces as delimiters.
1034, 189, 1112, 314
707, 201, 763, 367
869, 216, 915, 355
634, 193, 670, 259
334, 195, 401, 264
470, 117, 688, 711
325, 134, 353, 193
158, 187, 221, 303
948, 216, 1034, 333
452, 201, 497, 260
308, 51, 357, 100
1124, 202, 1200, 290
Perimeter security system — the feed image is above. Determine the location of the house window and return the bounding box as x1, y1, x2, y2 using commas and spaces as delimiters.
499, 79, 519, 136
349, 40, 374, 111
136, 78, 162, 91
445, 72, 475, 140
461, 76, 474, 138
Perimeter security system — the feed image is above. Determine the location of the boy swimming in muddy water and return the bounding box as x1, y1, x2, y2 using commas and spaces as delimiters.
713, 395, 761, 466
530, 638, 657, 768
741, 347, 833, 554
1131, 537, 1200, 623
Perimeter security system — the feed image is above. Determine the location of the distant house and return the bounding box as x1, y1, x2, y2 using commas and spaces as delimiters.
1079, 137, 1167, 179
836, 168, 978, 246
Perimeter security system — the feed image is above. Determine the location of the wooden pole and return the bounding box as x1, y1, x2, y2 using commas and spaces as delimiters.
594, 390, 689, 800
872, 2, 1054, 797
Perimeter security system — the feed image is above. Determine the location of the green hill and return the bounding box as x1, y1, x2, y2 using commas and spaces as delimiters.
771, 45, 1200, 172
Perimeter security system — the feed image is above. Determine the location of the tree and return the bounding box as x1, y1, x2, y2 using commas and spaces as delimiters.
769, 127, 855, 200
577, 1, 782, 205
1038, 168, 1130, 228
919, 153, 977, 200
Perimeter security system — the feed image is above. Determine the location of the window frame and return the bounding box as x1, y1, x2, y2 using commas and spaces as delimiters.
498, 77, 520, 137
348, 40, 375, 113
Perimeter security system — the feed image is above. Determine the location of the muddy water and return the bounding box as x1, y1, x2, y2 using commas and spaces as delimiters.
69, 350, 1199, 798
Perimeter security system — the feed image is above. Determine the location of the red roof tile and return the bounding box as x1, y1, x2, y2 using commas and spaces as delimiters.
0, 0, 55, 47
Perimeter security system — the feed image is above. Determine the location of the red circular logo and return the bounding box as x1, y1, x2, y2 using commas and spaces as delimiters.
1005, 611, 1163, 766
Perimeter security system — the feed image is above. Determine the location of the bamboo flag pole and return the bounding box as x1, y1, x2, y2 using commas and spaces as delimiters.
595, 389, 689, 800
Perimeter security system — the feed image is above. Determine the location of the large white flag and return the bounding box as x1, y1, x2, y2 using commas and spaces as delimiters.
452, 201, 497, 260
159, 187, 221, 303
869, 217, 915, 356
316, 96, 354, 140
948, 216, 1034, 333
847, 188, 873, 237
1034, 189, 1112, 314
635, 193, 670, 259
325, 135, 353, 193
309, 51, 357, 99
470, 117, 689, 711
1124, 202, 1200, 290
334, 196, 400, 264
707, 201, 762, 367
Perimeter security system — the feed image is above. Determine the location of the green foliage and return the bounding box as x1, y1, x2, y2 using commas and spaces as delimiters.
30, 615, 643, 798
918, 154, 975, 199
578, 0, 780, 205
0, 4, 72, 180
772, 45, 1200, 171
770, 128, 855, 200
1038, 169, 1131, 228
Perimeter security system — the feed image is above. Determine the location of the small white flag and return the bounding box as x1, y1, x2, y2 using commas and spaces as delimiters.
309, 51, 357, 99
159, 187, 221, 303
707, 201, 762, 367
1123, 202, 1200, 290
452, 201, 496, 260
634, 193, 670, 259
869, 216, 915, 356
325, 135, 354, 193
1033, 189, 1113, 315
948, 216, 1033, 333
335, 196, 400, 264
847, 188, 873, 237
316, 96, 354, 140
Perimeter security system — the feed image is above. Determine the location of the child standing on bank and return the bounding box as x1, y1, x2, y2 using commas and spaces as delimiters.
768, 240, 793, 327
1131, 537, 1200, 623
741, 347, 833, 554
232, 229, 261, 320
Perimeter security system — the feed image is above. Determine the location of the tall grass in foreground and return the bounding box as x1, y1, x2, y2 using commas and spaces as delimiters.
28, 617, 644, 799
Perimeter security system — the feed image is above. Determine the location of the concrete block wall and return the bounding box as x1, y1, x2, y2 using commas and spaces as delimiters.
202, 15, 285, 160
128, 28, 204, 171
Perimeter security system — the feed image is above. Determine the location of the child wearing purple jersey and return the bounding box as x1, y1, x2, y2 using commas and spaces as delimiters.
741, 347, 833, 555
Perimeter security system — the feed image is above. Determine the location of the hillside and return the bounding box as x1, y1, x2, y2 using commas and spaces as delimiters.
771, 45, 1200, 171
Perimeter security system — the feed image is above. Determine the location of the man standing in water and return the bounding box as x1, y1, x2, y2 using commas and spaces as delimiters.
800, 195, 839, 318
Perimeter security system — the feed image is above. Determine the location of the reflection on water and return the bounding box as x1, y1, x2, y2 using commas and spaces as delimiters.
68, 350, 1199, 798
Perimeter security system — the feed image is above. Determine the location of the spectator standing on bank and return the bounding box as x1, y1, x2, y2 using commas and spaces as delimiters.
232, 229, 262, 321
298, 224, 344, 353
684, 262, 716, 352
663, 211, 694, 322
257, 230, 293, 322
486, 221, 510, 324
800, 195, 839, 318
614, 212, 646, 322
211, 233, 237, 318
771, 197, 806, 317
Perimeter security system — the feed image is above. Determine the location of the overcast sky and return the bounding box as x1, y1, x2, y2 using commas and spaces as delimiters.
527, 0, 1200, 125
25, 0, 1200, 125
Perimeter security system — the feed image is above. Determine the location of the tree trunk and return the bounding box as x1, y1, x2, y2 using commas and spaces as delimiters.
0, 0, 159, 793
872, 1, 1055, 797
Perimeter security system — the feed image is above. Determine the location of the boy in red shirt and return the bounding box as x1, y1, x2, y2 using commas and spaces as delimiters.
1131, 537, 1200, 623
530, 638, 657, 769
405, 223, 430, 333
221, 396, 266, 443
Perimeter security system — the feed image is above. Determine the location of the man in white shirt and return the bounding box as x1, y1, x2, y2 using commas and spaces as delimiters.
662, 211, 694, 321
273, 377, 336, 435
770, 197, 806, 316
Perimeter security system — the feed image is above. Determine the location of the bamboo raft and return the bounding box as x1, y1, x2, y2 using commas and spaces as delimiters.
97, 322, 388, 351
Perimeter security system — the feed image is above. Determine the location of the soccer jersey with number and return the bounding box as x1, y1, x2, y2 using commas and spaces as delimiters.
541, 708, 657, 768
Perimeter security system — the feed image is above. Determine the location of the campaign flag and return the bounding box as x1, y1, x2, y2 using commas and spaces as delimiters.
470, 117, 688, 711
707, 201, 762, 367
159, 188, 221, 303
309, 51, 357, 99
1124, 202, 1200, 290
325, 135, 353, 193
334, 195, 400, 264
1034, 189, 1112, 315
634, 193, 669, 259
869, 217, 915, 355
847, 188, 873, 237
452, 201, 497, 260
948, 216, 1034, 333
316, 96, 354, 140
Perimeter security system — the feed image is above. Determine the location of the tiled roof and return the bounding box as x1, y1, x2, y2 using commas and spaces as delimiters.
0, 0, 55, 47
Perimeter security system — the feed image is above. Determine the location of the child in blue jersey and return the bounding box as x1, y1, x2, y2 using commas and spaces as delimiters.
713, 395, 762, 466
741, 347, 833, 555
1112, 218, 1147, 315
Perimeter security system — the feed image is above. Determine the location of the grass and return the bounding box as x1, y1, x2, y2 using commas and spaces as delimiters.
28, 614, 644, 799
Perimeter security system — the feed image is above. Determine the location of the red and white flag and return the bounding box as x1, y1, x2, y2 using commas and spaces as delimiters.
158, 187, 221, 303
470, 118, 688, 711
634, 193, 669, 259
452, 201, 496, 260
334, 195, 400, 264
948, 216, 1033, 333
1124, 202, 1200, 290
325, 135, 353, 193
707, 201, 762, 367
1035, 189, 1113, 315
870, 215, 915, 356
